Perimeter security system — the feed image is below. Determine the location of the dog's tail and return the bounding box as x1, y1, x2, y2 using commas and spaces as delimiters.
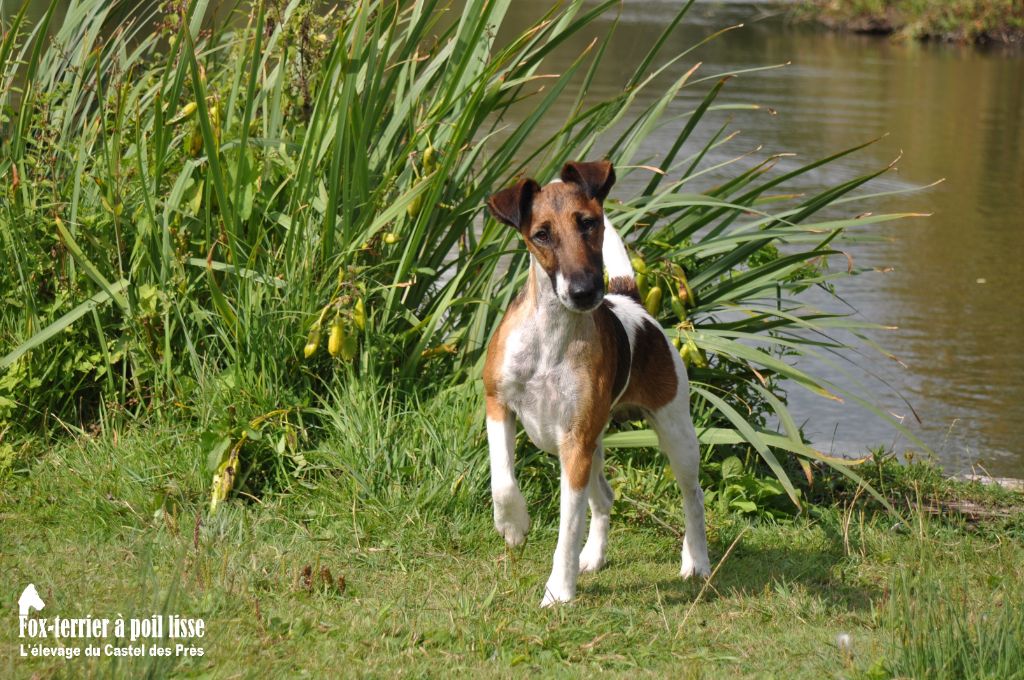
603, 217, 640, 302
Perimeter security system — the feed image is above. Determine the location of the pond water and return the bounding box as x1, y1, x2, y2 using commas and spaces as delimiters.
8, 1, 1023, 476
501, 1, 1024, 477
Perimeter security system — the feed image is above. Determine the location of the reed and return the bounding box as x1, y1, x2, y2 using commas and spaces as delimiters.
0, 0, 922, 507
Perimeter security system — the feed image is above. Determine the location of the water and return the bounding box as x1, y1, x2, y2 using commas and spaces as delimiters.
499, 1, 1024, 476
9, 1, 1024, 475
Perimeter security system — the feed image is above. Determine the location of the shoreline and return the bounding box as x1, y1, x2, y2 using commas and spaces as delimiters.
789, 1, 1024, 47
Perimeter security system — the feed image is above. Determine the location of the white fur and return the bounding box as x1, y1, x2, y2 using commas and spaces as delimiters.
602, 218, 634, 281
578, 443, 613, 573
554, 271, 572, 309
541, 473, 589, 607
488, 415, 530, 546
651, 348, 711, 579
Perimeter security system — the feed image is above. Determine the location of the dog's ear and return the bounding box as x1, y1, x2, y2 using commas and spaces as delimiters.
486, 178, 541, 231
560, 160, 615, 202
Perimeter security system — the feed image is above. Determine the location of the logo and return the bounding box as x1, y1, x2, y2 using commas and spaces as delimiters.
15, 584, 206, 661
18, 584, 45, 618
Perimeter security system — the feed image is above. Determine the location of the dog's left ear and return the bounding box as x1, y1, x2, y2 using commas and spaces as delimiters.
560, 160, 615, 202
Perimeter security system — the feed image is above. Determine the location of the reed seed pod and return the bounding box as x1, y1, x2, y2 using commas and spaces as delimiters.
303, 326, 321, 359
644, 286, 663, 316
327, 318, 344, 357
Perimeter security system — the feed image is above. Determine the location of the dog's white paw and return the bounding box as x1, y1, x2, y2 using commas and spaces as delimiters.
577, 543, 606, 574
680, 547, 711, 580
494, 493, 530, 548
540, 583, 574, 608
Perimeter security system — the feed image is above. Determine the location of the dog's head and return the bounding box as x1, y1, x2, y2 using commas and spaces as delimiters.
487, 160, 616, 313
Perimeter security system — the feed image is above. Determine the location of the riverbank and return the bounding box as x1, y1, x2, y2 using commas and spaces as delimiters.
2, 422, 1022, 677
792, 0, 1024, 46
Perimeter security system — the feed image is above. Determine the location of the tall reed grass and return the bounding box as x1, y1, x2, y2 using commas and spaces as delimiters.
0, 0, 921, 508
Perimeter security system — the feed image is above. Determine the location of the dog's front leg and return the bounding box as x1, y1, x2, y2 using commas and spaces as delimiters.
487, 400, 530, 547
578, 442, 612, 573
541, 441, 592, 607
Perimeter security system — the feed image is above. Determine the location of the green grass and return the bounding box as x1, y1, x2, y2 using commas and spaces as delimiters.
2, 387, 1022, 678
794, 0, 1024, 44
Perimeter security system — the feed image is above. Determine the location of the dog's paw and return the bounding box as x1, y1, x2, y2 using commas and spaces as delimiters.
539, 583, 574, 608
680, 548, 711, 580
577, 544, 606, 574
494, 493, 530, 548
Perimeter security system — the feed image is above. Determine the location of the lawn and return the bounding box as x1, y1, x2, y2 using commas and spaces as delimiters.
3, 416, 1022, 678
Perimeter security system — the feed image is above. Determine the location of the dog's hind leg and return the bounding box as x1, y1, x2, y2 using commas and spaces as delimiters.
651, 389, 711, 579
579, 442, 613, 573
487, 400, 530, 547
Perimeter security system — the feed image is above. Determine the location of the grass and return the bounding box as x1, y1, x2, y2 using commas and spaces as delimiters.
793, 0, 1024, 44
3, 386, 1023, 678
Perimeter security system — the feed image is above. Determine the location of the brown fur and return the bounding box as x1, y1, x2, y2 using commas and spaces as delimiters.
608, 275, 640, 302
617, 317, 679, 412
558, 304, 633, 490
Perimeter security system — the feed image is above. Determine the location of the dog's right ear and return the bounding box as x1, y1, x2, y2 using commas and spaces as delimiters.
486, 178, 541, 231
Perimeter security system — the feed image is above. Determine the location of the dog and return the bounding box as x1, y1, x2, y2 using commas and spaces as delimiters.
483, 160, 710, 607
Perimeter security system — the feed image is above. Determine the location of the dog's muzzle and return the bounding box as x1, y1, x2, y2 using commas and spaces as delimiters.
565, 274, 605, 312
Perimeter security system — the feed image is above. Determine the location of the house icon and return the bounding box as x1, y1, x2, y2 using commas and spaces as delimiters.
18, 584, 45, 618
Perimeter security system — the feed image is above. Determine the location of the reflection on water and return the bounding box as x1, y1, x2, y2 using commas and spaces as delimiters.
501, 1, 1024, 475
7, 1, 1023, 474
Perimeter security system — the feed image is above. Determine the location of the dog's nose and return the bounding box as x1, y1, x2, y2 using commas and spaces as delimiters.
568, 279, 599, 308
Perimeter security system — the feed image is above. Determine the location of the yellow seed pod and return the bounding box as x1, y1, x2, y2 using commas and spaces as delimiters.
171, 101, 197, 123
209, 105, 221, 145
423, 145, 437, 174
406, 193, 423, 219
630, 256, 647, 275
670, 295, 687, 321
352, 298, 366, 331
188, 125, 203, 157
383, 232, 399, 245
685, 338, 707, 368
328, 318, 344, 357
644, 286, 663, 316
672, 334, 682, 349
303, 326, 321, 358
637, 272, 650, 301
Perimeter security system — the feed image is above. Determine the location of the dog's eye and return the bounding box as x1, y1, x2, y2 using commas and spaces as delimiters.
578, 216, 599, 233
532, 228, 550, 244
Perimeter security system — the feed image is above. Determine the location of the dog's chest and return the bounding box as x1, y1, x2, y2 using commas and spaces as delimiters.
498, 323, 585, 454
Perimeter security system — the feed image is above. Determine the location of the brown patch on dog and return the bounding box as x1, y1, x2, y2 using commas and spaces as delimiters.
483, 278, 536, 420
561, 437, 595, 491
598, 303, 631, 398
608, 275, 640, 302
558, 304, 631, 490
618, 319, 678, 412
